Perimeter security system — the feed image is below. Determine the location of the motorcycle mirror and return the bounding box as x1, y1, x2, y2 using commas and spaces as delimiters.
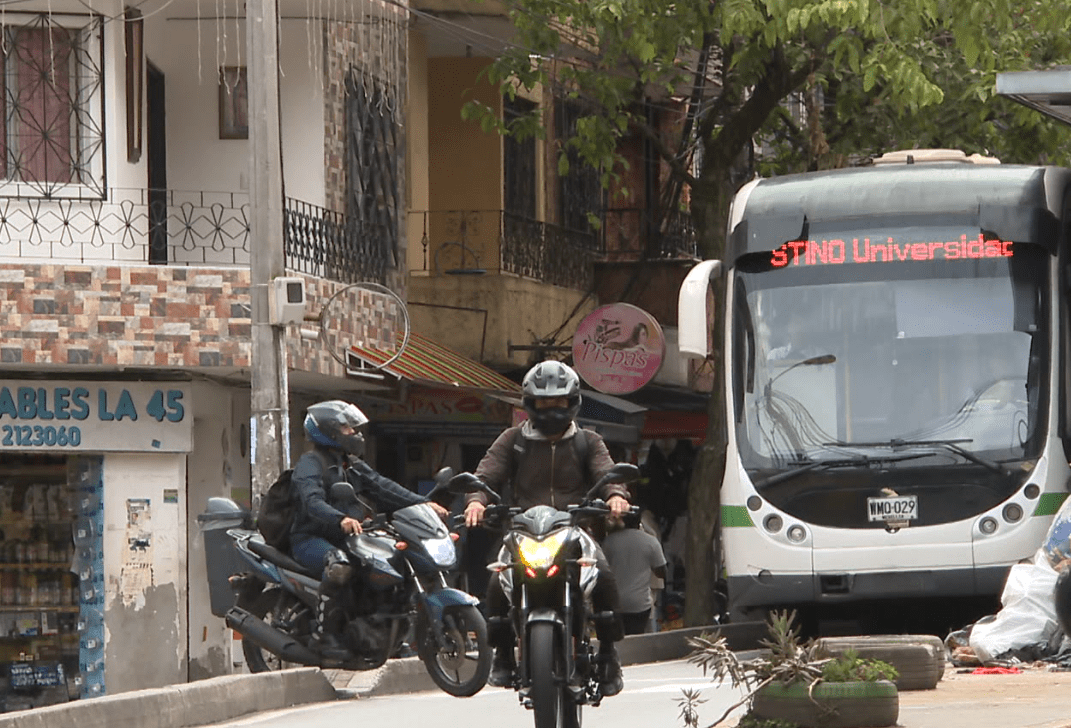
583, 462, 641, 501
329, 481, 370, 519
433, 466, 454, 487
442, 472, 502, 504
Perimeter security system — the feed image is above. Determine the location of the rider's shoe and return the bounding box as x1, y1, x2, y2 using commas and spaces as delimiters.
488, 646, 516, 687
598, 647, 624, 697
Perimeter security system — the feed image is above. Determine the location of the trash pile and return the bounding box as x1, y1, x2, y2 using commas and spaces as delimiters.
946, 497, 1071, 669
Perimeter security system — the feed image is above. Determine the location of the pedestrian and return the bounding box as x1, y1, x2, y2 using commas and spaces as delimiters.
602, 509, 667, 635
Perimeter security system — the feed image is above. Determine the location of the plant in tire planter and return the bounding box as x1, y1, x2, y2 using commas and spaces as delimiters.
681, 610, 900, 728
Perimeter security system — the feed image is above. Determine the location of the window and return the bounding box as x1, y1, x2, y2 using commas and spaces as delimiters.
0, 14, 105, 197
504, 96, 536, 220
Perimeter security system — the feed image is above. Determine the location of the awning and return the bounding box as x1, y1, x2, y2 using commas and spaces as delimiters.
348, 332, 521, 397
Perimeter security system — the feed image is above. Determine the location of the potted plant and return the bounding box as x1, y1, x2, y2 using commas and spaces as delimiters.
680, 610, 900, 728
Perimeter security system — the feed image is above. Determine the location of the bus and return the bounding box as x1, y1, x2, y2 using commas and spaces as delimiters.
677, 149, 1071, 627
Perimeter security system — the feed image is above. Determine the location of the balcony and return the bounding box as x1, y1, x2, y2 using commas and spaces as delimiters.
412, 209, 598, 290
0, 189, 387, 286
599, 207, 698, 261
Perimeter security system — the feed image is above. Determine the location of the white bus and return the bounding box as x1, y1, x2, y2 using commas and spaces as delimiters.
678, 149, 1071, 626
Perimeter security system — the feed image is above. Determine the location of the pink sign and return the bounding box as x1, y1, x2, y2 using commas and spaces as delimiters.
572, 303, 665, 394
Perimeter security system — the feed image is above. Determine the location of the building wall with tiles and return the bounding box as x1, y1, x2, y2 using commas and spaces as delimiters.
0, 264, 400, 375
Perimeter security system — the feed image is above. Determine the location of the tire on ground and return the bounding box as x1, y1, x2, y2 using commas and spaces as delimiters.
825, 634, 948, 680
818, 639, 941, 690
751, 679, 899, 728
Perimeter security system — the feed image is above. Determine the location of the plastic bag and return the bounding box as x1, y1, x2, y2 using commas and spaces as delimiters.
968, 550, 1060, 665
1042, 494, 1071, 572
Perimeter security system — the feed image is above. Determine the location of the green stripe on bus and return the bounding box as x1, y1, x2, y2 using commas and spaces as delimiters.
1033, 492, 1069, 517
722, 505, 754, 527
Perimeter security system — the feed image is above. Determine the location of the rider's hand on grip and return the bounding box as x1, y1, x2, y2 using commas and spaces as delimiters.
606, 495, 630, 517
464, 501, 486, 528
340, 516, 363, 535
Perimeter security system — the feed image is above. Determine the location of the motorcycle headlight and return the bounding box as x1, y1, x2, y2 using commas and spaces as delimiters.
516, 531, 568, 571
425, 537, 456, 567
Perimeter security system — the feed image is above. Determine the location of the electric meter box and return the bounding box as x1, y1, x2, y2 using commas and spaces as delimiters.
269, 276, 307, 325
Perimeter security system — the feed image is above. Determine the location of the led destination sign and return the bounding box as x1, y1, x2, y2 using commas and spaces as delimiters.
771, 234, 1014, 268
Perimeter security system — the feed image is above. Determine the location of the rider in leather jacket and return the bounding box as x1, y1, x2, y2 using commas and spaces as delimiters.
464, 361, 631, 696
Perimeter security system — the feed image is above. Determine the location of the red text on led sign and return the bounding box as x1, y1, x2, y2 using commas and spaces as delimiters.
770, 235, 1013, 268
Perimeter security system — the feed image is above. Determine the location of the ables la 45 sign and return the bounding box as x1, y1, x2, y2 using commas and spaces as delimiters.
0, 381, 192, 453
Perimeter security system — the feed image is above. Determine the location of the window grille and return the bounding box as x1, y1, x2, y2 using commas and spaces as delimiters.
343, 69, 400, 285
0, 13, 104, 198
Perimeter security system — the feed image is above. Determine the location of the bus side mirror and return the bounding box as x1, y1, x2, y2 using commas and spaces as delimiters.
679, 259, 722, 358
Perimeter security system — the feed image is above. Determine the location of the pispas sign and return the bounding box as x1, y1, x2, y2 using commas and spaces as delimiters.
572, 304, 665, 395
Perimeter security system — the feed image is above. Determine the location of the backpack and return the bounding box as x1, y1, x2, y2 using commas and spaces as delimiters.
256, 450, 331, 551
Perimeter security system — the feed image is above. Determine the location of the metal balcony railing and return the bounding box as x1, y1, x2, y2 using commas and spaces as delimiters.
0, 188, 386, 285
600, 207, 698, 259
412, 209, 599, 291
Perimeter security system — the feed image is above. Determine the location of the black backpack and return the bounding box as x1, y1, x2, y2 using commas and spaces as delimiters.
256, 450, 330, 551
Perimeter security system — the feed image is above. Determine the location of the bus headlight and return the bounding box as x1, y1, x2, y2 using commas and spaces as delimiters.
763, 514, 783, 533
1002, 503, 1023, 523
787, 525, 807, 543
979, 517, 998, 535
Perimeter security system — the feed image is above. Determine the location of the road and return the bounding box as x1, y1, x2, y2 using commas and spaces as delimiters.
204, 660, 750, 728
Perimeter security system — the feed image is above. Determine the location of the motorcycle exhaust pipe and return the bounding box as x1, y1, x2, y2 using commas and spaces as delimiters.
225, 606, 320, 665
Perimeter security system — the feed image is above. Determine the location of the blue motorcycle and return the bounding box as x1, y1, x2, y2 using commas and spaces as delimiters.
201, 474, 491, 697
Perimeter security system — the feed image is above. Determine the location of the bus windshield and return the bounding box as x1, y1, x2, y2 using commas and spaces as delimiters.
732, 225, 1050, 475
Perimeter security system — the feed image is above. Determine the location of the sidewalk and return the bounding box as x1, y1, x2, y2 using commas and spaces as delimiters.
331, 632, 1071, 728
894, 665, 1071, 728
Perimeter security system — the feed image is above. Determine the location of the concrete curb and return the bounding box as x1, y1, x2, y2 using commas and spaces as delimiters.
0, 667, 336, 728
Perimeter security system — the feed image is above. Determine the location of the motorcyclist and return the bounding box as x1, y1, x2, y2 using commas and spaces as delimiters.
463, 360, 631, 696
290, 399, 449, 664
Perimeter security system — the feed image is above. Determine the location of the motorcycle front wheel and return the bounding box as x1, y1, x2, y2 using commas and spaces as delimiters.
529, 622, 581, 728
238, 587, 309, 673
416, 604, 492, 697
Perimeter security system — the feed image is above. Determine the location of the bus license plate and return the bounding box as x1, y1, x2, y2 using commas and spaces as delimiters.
867, 495, 918, 523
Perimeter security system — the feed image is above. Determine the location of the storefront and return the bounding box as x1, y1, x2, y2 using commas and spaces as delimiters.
0, 379, 192, 710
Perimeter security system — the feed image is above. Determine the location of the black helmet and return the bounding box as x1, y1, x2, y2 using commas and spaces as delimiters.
304, 400, 369, 457
522, 360, 582, 436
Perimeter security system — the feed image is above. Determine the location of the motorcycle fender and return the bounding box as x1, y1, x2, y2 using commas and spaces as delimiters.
524, 608, 564, 627
420, 587, 480, 622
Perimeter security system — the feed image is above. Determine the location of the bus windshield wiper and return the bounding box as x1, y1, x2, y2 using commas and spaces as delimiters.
752, 453, 930, 489
823, 438, 1007, 475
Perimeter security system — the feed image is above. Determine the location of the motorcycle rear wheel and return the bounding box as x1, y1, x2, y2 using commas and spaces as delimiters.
239, 587, 309, 673
529, 622, 581, 728
417, 604, 492, 697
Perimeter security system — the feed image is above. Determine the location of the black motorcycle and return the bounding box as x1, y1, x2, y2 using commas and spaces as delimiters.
460, 463, 641, 728
201, 473, 492, 697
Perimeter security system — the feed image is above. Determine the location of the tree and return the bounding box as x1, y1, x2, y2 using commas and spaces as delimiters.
465, 0, 1071, 626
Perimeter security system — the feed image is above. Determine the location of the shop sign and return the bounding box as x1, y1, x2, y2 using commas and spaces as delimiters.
573, 303, 665, 394
0, 381, 192, 453
371, 389, 513, 423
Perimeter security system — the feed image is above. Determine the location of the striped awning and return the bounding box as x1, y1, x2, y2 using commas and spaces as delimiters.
348, 332, 521, 396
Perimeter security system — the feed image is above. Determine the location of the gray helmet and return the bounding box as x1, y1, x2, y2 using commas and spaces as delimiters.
522, 360, 582, 435
304, 400, 369, 457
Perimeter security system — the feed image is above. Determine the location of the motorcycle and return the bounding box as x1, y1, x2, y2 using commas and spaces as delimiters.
459, 463, 641, 728
200, 470, 492, 697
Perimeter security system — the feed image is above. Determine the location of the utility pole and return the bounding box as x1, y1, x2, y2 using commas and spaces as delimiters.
247, 0, 289, 505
